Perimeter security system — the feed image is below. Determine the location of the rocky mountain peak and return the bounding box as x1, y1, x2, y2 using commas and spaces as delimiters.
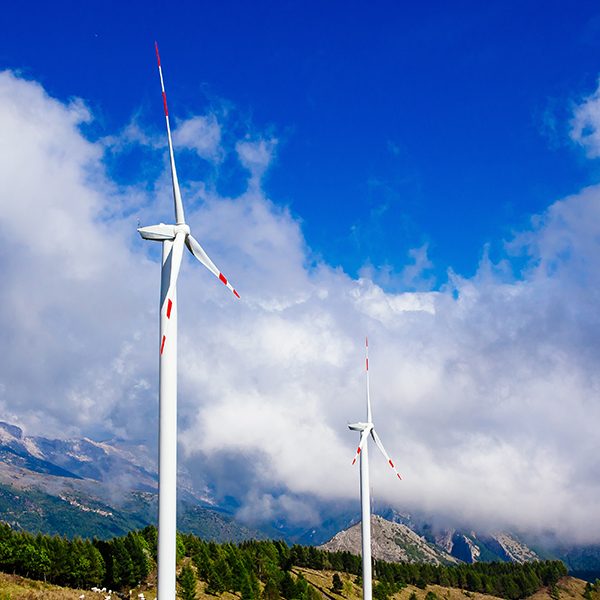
319, 515, 459, 565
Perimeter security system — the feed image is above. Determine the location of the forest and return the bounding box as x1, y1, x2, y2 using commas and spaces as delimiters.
0, 523, 571, 599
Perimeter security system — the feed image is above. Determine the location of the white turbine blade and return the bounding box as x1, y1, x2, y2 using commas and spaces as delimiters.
371, 428, 402, 480
366, 336, 372, 423
155, 42, 185, 225
351, 428, 370, 466
186, 234, 240, 298
160, 232, 185, 355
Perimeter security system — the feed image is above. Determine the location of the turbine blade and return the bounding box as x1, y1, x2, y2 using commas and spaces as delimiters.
159, 232, 186, 355
351, 428, 370, 466
366, 336, 372, 422
186, 234, 240, 298
155, 42, 185, 225
371, 428, 402, 480
167, 231, 186, 295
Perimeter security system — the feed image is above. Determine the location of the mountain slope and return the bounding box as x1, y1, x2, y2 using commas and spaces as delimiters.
319, 515, 459, 565
0, 421, 262, 541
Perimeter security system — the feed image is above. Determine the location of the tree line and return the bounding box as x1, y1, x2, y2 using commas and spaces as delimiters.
0, 522, 569, 599
372, 558, 568, 600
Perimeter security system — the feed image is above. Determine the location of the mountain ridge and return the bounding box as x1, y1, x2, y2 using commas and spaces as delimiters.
1, 419, 600, 578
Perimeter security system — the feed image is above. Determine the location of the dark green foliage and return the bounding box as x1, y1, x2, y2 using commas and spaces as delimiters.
280, 570, 297, 599
373, 580, 394, 600
263, 575, 281, 600
0, 520, 568, 599
205, 560, 226, 596
241, 569, 260, 600
369, 558, 567, 600
332, 572, 343, 593
178, 563, 198, 600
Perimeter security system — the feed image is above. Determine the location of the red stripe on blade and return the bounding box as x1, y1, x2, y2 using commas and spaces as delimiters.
389, 460, 394, 468
352, 458, 357, 465
366, 358, 369, 371
162, 92, 168, 116
155, 42, 161, 66
357, 447, 361, 454
219, 273, 228, 285
166, 299, 172, 319
160, 335, 166, 355
233, 289, 240, 298
397, 474, 402, 480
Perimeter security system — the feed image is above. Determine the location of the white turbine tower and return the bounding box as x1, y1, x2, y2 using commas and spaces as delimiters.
349, 338, 402, 600
138, 43, 239, 600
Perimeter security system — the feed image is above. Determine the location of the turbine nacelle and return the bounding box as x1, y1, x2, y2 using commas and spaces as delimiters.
348, 421, 372, 432
138, 223, 191, 241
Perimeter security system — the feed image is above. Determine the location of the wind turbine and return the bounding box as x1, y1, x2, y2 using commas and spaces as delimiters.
138, 43, 239, 600
349, 338, 401, 600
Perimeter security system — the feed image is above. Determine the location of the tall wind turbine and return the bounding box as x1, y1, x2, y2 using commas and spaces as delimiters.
349, 338, 401, 600
138, 43, 239, 600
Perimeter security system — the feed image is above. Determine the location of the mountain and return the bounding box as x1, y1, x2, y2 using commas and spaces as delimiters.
434, 530, 540, 564
2, 419, 600, 573
0, 421, 262, 542
319, 515, 460, 565
0, 421, 156, 490
377, 508, 541, 564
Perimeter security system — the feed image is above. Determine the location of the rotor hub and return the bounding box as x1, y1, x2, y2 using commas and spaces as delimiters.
174, 223, 190, 236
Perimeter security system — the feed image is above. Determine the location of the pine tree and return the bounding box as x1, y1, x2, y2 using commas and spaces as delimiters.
280, 571, 296, 600
178, 564, 198, 600
241, 571, 258, 600
332, 573, 343, 594
206, 561, 226, 596
262, 576, 281, 600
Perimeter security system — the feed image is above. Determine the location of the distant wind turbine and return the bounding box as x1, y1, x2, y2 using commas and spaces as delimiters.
138, 43, 239, 600
349, 338, 402, 600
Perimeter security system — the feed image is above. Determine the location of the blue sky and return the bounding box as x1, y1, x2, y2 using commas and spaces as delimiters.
5, 1, 600, 283
3, 1, 600, 540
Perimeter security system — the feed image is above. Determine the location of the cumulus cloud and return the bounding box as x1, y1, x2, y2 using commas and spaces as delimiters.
570, 77, 600, 157
1, 70, 600, 543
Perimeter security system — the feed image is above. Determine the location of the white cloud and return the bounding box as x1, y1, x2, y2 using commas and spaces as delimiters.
236, 137, 277, 186
1, 70, 600, 543
570, 78, 600, 157
173, 114, 223, 162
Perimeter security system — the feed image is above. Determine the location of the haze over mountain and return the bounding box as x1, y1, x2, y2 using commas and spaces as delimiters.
0, 421, 262, 541
1, 419, 600, 581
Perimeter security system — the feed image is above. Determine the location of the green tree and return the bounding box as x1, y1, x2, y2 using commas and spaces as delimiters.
178, 564, 198, 600
263, 576, 281, 600
241, 571, 259, 600
124, 531, 151, 585
373, 581, 392, 600
192, 543, 212, 581
205, 561, 226, 596
280, 571, 296, 600
332, 573, 344, 594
